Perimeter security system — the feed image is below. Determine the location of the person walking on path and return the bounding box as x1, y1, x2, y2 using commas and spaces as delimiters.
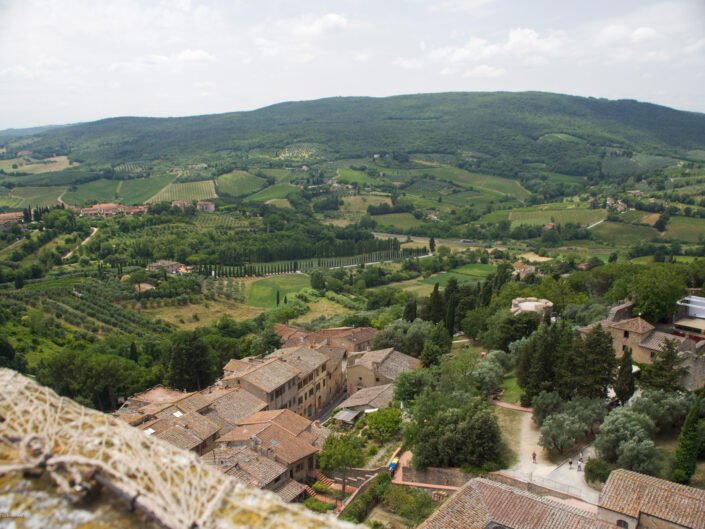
568, 458, 573, 470
532, 452, 537, 464
577, 461, 582, 472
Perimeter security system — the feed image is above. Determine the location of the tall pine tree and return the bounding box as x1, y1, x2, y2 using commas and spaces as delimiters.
615, 347, 635, 404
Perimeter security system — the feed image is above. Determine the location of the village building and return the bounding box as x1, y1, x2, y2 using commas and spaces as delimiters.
597, 469, 705, 529
346, 348, 420, 395
274, 323, 377, 353
216, 409, 329, 482
580, 301, 705, 390
419, 477, 616, 529
196, 200, 216, 213
510, 297, 554, 316
171, 200, 188, 210
201, 446, 305, 503
512, 261, 536, 280
222, 343, 344, 418
334, 383, 394, 425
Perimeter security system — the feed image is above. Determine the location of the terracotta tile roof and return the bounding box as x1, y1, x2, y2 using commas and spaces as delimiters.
218, 423, 268, 443
278, 325, 377, 349
600, 469, 705, 527
352, 348, 420, 380
241, 359, 301, 393
155, 425, 203, 451
201, 446, 287, 488
271, 478, 307, 502
579, 319, 612, 334
639, 331, 688, 352
239, 409, 311, 436
125, 385, 190, 407
268, 347, 328, 376
420, 479, 616, 529
609, 317, 654, 334
273, 323, 302, 341
175, 393, 211, 413
339, 384, 395, 410
199, 388, 267, 433
221, 423, 317, 465
315, 345, 347, 365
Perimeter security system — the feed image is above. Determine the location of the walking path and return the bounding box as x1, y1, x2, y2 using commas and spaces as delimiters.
587, 218, 605, 230
491, 399, 533, 413
63, 226, 98, 260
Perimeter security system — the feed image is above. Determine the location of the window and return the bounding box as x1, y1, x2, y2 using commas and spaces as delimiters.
616, 521, 629, 529
172, 410, 184, 418
623, 331, 629, 338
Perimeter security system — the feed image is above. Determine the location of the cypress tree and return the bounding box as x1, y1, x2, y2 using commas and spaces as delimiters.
403, 298, 417, 322
615, 347, 635, 404
276, 290, 280, 306
672, 397, 704, 483
445, 295, 456, 335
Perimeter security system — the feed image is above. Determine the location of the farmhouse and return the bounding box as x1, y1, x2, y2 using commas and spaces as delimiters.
147, 259, 189, 274
171, 200, 188, 210
335, 383, 395, 424
79, 203, 148, 217
196, 200, 215, 213
346, 348, 420, 394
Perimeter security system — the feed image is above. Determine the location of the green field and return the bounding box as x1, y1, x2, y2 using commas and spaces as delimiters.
538, 133, 586, 144
245, 274, 311, 308
265, 198, 293, 209
62, 179, 119, 206
216, 170, 266, 197
372, 212, 425, 230
508, 206, 605, 227
341, 194, 391, 216
452, 263, 497, 277
665, 216, 705, 243
419, 272, 483, 287
592, 221, 660, 245
337, 168, 377, 185
147, 180, 217, 203
117, 173, 176, 205
245, 183, 298, 202
0, 186, 66, 209
399, 166, 530, 199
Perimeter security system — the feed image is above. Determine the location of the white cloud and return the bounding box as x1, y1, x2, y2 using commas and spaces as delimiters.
431, 0, 496, 13
463, 64, 505, 78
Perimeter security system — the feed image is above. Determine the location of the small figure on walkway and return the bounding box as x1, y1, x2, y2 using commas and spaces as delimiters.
577, 461, 582, 472
532, 452, 537, 464
568, 458, 573, 470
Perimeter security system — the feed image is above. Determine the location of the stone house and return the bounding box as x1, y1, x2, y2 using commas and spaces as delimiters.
346, 348, 420, 395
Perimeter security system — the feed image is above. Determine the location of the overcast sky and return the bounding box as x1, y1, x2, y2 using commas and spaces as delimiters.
1, 0, 704, 129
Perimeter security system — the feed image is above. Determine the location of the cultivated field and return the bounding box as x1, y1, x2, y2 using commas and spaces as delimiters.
265, 198, 293, 209
0, 186, 65, 209
245, 183, 298, 202
147, 180, 217, 203
452, 263, 497, 277
0, 155, 76, 174
508, 206, 605, 227
337, 168, 378, 185
118, 173, 175, 205
216, 170, 266, 197
143, 300, 263, 329
62, 179, 119, 206
591, 221, 659, 245
193, 212, 256, 229
245, 274, 311, 308
371, 213, 425, 230
665, 216, 705, 243
293, 298, 350, 324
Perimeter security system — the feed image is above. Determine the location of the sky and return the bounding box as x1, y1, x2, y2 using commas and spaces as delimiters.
0, 0, 704, 129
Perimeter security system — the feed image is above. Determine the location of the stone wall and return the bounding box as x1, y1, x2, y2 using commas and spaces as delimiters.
401, 466, 472, 487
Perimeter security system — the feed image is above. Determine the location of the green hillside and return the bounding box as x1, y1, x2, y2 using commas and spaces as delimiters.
4, 92, 705, 175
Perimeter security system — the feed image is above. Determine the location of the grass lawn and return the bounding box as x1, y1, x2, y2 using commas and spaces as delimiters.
337, 167, 377, 185
147, 180, 217, 203
500, 372, 523, 406
387, 277, 436, 297
142, 300, 263, 329
452, 263, 497, 277
508, 206, 605, 227
419, 272, 483, 287
591, 221, 660, 245
266, 198, 293, 208
245, 183, 298, 202
216, 170, 266, 197
0, 155, 75, 174
495, 407, 522, 467
341, 194, 391, 214
665, 216, 705, 243
246, 274, 311, 308
294, 298, 350, 324
62, 179, 119, 206
372, 212, 425, 230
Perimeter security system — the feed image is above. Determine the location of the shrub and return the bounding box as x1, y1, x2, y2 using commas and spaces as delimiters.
339, 473, 391, 523
584, 457, 612, 483
304, 497, 334, 513
312, 481, 332, 495
382, 485, 435, 525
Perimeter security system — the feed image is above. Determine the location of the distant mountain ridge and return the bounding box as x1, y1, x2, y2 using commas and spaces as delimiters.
3, 92, 705, 177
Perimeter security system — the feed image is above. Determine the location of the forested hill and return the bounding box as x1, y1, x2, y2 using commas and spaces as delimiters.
5, 92, 705, 173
